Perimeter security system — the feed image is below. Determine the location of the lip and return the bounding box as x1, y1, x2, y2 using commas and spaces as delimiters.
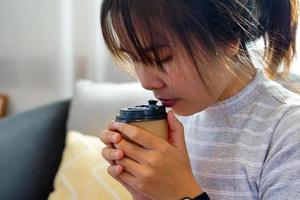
158, 98, 178, 107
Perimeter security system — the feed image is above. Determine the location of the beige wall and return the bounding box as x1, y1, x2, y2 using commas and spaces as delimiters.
0, 0, 133, 115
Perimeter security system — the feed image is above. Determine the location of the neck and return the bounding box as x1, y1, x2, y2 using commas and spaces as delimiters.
218, 64, 257, 101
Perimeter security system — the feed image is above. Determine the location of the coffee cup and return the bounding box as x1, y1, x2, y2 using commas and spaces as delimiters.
115, 100, 168, 142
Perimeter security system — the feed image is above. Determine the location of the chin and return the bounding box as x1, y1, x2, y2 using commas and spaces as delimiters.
172, 107, 199, 116
171, 101, 206, 116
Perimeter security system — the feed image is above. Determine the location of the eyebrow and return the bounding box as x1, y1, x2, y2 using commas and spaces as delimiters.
143, 44, 170, 52
119, 44, 170, 53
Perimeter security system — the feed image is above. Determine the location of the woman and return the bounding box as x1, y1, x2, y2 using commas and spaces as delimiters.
99, 0, 300, 199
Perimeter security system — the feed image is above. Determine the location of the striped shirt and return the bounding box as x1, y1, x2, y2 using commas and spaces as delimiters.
178, 69, 300, 200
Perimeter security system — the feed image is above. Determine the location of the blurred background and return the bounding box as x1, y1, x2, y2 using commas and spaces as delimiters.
0, 0, 135, 116
0, 0, 299, 116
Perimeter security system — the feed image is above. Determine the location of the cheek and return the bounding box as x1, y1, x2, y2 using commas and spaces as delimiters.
168, 70, 215, 114
164, 53, 214, 99
170, 66, 205, 94
168, 68, 211, 102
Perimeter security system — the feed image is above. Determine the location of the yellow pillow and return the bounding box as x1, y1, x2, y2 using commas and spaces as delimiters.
48, 131, 132, 200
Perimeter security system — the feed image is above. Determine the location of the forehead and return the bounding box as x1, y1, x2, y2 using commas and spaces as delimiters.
109, 1, 178, 49
114, 15, 173, 49
105, 1, 212, 65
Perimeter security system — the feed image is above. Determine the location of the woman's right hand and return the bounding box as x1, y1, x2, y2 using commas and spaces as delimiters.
99, 123, 152, 200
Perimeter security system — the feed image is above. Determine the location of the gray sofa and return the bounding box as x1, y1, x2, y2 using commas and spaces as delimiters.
0, 100, 70, 200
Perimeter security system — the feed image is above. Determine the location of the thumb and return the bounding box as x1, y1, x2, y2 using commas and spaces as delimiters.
167, 110, 186, 149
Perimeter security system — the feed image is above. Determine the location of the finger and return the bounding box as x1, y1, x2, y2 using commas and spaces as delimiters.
101, 147, 124, 162
115, 138, 148, 163
118, 171, 137, 190
112, 122, 166, 150
108, 120, 116, 131
113, 176, 132, 192
107, 164, 124, 177
100, 144, 115, 165
113, 176, 140, 197
99, 130, 122, 145
116, 157, 142, 177
167, 110, 186, 150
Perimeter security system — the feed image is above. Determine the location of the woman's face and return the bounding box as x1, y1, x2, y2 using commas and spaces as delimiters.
132, 42, 237, 116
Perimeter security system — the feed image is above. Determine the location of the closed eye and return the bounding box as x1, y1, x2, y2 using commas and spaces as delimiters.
118, 46, 173, 65
155, 55, 173, 64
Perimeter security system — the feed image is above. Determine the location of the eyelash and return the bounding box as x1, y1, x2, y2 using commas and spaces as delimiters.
121, 51, 173, 68
156, 55, 173, 64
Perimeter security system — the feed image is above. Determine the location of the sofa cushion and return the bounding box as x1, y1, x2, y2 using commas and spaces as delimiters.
0, 100, 70, 200
48, 131, 131, 200
67, 80, 154, 136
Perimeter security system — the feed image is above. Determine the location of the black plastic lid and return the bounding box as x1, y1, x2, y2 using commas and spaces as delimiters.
116, 100, 167, 123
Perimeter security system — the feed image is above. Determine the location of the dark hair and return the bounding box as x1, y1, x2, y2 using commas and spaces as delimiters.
101, 0, 298, 87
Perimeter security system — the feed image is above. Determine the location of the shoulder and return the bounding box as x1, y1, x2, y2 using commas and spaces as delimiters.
250, 74, 300, 119
262, 78, 300, 137
271, 105, 300, 145
260, 76, 300, 144
258, 74, 300, 106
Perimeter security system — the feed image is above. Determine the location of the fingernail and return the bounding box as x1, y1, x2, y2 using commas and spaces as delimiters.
114, 151, 121, 158
113, 122, 120, 128
168, 110, 174, 117
115, 165, 123, 173
112, 133, 119, 141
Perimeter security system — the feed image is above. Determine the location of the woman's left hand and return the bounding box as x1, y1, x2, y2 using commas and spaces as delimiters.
110, 111, 203, 200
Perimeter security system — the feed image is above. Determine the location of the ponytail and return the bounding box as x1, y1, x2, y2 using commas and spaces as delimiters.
258, 0, 299, 79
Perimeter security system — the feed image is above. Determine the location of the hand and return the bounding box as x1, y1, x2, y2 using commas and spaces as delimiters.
109, 111, 203, 200
100, 123, 152, 200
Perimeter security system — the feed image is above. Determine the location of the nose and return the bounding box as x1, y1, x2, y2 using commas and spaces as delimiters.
135, 66, 166, 91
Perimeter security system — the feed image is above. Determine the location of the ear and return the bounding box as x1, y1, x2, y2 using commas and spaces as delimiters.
223, 39, 240, 57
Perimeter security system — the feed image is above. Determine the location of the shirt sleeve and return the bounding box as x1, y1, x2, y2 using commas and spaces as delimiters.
259, 107, 300, 200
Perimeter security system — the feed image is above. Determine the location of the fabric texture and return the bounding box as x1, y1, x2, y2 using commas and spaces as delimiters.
48, 131, 132, 200
178, 69, 300, 200
67, 80, 153, 136
0, 100, 70, 200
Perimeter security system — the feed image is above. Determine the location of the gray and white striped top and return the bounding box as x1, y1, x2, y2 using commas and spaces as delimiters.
179, 69, 300, 200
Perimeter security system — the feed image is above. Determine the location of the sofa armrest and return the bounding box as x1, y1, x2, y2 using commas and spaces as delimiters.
0, 100, 70, 200
0, 94, 8, 118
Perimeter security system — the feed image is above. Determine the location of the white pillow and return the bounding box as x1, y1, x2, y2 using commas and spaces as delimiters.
67, 80, 154, 136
